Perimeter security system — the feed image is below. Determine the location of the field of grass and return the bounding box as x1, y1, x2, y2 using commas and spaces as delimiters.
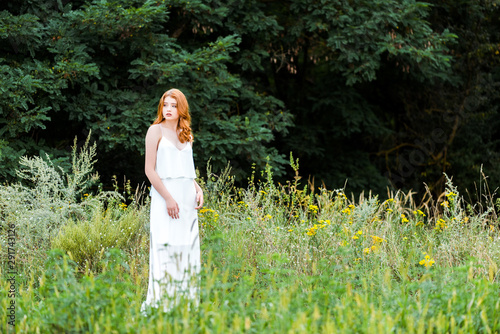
1, 144, 499, 333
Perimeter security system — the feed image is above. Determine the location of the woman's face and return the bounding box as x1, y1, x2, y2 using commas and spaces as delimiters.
162, 96, 179, 121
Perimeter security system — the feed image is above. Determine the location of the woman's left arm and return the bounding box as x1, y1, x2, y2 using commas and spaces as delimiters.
191, 138, 204, 209
194, 180, 204, 209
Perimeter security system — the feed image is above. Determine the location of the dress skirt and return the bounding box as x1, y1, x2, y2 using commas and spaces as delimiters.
142, 177, 200, 311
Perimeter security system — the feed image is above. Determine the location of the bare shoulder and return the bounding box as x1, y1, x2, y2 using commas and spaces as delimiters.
145, 124, 162, 145
146, 124, 161, 137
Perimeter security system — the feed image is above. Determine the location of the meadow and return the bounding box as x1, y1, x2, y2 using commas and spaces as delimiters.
1, 140, 499, 333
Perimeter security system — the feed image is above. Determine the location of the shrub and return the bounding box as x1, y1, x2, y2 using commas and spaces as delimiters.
0, 134, 122, 280
51, 200, 148, 272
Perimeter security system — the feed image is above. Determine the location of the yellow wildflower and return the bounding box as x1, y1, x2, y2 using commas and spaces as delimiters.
419, 254, 435, 268
435, 218, 447, 231
413, 209, 426, 217
308, 204, 319, 213
371, 235, 386, 244
445, 192, 457, 201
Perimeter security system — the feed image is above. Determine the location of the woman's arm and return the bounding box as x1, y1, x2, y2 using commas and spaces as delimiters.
145, 124, 180, 219
194, 180, 204, 209
190, 138, 204, 210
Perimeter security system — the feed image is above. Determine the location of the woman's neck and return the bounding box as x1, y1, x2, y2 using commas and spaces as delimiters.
161, 120, 178, 132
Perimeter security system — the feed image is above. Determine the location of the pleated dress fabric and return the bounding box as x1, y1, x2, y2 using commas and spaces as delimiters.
142, 129, 199, 311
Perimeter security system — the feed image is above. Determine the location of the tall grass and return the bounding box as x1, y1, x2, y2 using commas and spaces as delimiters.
1, 149, 499, 333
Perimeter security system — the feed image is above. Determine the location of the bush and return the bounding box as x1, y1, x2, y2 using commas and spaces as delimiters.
0, 134, 123, 280
51, 200, 148, 272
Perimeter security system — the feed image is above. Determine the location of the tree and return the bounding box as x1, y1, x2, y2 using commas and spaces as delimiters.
0, 0, 293, 184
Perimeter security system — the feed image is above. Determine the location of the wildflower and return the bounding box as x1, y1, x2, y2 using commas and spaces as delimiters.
325, 220, 331, 225
352, 235, 359, 240
308, 204, 319, 214
264, 214, 273, 220
441, 201, 449, 208
416, 221, 424, 227
371, 235, 386, 244
413, 209, 426, 217
288, 229, 294, 232
306, 226, 318, 236
445, 192, 457, 201
275, 227, 280, 231
341, 208, 351, 215
363, 248, 371, 254
401, 214, 409, 223
336, 191, 347, 200
461, 217, 469, 224
386, 208, 393, 213
419, 254, 435, 268
435, 218, 447, 231
356, 230, 362, 235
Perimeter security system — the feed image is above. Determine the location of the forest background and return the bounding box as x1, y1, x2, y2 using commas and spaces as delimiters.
1, 0, 500, 198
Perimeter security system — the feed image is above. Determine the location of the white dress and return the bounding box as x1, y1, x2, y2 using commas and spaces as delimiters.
142, 128, 200, 311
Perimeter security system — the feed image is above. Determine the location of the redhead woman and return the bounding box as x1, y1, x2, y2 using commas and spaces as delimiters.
142, 88, 203, 311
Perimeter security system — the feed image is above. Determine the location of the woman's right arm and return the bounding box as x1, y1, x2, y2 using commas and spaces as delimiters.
145, 125, 180, 219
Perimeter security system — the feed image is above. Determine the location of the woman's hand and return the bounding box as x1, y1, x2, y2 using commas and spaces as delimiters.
195, 190, 204, 210
166, 197, 180, 219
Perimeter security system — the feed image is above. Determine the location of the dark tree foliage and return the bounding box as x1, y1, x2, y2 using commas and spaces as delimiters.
0, 0, 293, 185
1, 0, 499, 197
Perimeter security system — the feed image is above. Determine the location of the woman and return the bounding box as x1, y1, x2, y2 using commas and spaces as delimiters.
142, 88, 203, 311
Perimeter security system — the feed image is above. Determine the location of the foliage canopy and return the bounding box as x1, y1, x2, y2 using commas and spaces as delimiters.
0, 0, 499, 195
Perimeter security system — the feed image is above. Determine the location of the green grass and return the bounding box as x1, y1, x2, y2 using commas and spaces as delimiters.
1, 151, 499, 333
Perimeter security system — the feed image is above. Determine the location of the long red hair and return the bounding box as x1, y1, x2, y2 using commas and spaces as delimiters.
152, 88, 192, 143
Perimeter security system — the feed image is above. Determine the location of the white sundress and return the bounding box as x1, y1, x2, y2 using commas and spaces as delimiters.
142, 127, 200, 311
